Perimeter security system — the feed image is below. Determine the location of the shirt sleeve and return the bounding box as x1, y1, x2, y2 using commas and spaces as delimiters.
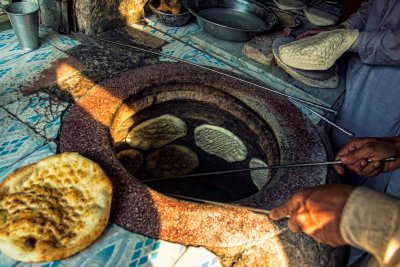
341, 1, 373, 31
340, 187, 400, 267
349, 30, 400, 66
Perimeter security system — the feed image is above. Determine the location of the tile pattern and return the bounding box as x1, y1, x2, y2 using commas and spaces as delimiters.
160, 39, 201, 61
0, 27, 79, 106
0, 141, 57, 184
3, 92, 69, 140
0, 222, 221, 267
173, 247, 221, 267
130, 16, 201, 42
52, 223, 187, 267
0, 107, 46, 177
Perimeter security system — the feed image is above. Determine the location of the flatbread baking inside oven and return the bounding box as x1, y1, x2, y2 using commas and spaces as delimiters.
249, 158, 271, 190
278, 29, 359, 70
0, 152, 112, 262
126, 114, 187, 150
194, 124, 247, 163
304, 7, 339, 26
146, 144, 199, 177
116, 149, 143, 174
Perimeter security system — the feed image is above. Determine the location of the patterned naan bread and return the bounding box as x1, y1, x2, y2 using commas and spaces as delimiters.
194, 124, 247, 163
279, 29, 359, 70
0, 152, 112, 262
125, 114, 187, 150
116, 148, 143, 174
146, 144, 199, 177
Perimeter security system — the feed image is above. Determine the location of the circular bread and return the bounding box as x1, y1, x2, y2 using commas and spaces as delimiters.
125, 114, 187, 150
0, 152, 113, 262
194, 124, 247, 163
116, 149, 143, 174
272, 37, 340, 88
250, 158, 271, 190
146, 144, 199, 177
304, 7, 339, 27
278, 29, 359, 70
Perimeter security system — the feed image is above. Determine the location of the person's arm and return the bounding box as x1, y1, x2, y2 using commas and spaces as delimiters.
340, 187, 400, 266
269, 185, 355, 247
341, 0, 373, 31
270, 185, 400, 266
334, 137, 400, 177
349, 30, 400, 66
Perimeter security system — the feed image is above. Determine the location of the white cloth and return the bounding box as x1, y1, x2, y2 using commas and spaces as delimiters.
340, 187, 400, 267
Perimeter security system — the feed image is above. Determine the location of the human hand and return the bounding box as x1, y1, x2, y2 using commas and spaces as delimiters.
296, 25, 346, 39
269, 185, 355, 247
334, 137, 400, 177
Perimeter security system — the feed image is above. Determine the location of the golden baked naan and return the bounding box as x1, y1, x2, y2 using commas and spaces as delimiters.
125, 114, 187, 150
249, 158, 271, 190
194, 124, 247, 163
116, 148, 143, 174
0, 152, 112, 262
146, 144, 199, 177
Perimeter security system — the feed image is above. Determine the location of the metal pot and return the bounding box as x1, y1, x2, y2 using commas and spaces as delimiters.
187, 0, 278, 42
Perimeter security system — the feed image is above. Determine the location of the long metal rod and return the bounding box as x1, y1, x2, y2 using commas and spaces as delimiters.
165, 193, 273, 215
291, 98, 355, 137
90, 36, 360, 137
143, 157, 398, 183
91, 36, 338, 115
142, 160, 342, 183
140, 24, 338, 115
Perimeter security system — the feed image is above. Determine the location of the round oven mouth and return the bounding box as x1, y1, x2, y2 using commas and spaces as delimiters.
60, 63, 336, 266
110, 83, 280, 202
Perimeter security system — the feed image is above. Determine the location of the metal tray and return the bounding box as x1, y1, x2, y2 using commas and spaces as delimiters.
186, 0, 278, 42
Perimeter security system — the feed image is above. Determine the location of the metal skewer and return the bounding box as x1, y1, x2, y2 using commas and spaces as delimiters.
143, 23, 338, 115
90, 36, 337, 115
290, 98, 355, 137
159, 157, 398, 216
142, 160, 342, 183
142, 157, 398, 183
165, 193, 275, 216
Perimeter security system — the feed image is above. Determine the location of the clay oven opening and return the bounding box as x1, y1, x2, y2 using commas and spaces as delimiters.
110, 82, 281, 202
60, 63, 341, 266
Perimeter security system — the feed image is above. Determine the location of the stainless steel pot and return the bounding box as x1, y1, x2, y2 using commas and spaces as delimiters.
187, 0, 278, 42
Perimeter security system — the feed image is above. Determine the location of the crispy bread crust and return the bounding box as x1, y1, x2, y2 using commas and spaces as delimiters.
0, 152, 112, 262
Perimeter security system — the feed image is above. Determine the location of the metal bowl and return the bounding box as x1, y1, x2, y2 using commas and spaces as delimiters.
149, 0, 194, 27
187, 0, 278, 42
